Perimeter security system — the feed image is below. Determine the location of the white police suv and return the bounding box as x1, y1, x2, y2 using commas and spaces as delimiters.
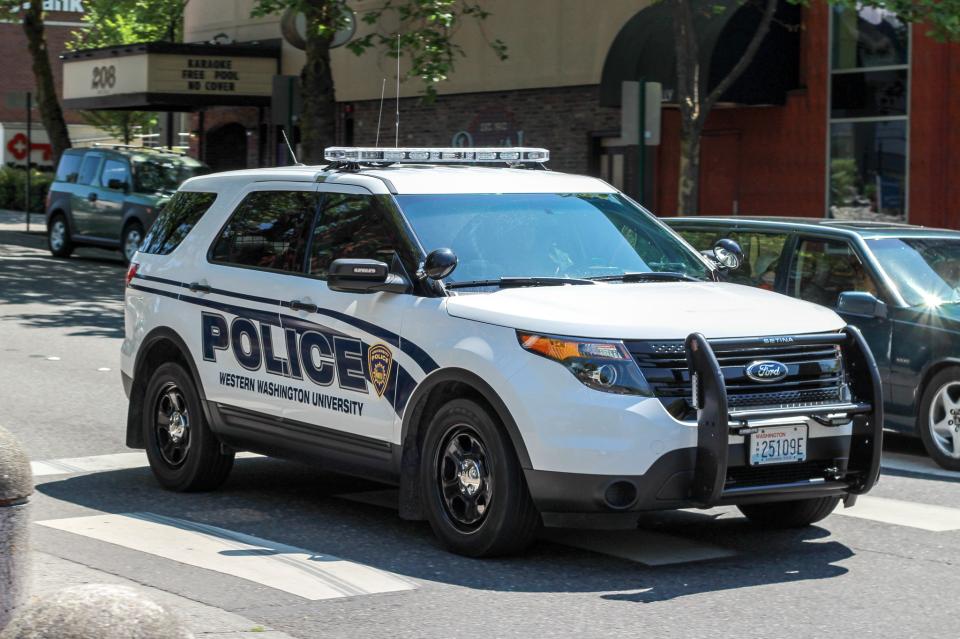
122, 147, 883, 557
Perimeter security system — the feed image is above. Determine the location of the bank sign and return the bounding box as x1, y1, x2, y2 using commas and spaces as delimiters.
63, 53, 274, 102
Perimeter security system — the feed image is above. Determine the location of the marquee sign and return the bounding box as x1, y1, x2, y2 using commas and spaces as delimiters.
61, 42, 279, 111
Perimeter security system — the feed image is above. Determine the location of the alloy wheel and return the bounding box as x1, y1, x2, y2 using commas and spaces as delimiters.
436, 425, 493, 531
154, 382, 192, 467
50, 220, 66, 251
929, 381, 960, 459
124, 228, 143, 262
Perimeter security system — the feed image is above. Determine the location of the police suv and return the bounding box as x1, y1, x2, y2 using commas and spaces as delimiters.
122, 147, 883, 557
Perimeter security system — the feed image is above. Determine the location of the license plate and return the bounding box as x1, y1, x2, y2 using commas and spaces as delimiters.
749, 425, 807, 465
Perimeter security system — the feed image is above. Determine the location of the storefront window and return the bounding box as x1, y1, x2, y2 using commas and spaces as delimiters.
828, 6, 909, 222
832, 5, 908, 69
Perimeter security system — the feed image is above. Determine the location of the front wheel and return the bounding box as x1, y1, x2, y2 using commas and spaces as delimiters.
122, 221, 144, 264
738, 496, 840, 528
143, 362, 234, 492
48, 215, 73, 258
918, 367, 960, 471
420, 398, 540, 557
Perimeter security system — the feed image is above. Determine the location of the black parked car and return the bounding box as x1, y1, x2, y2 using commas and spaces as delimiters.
667, 216, 960, 470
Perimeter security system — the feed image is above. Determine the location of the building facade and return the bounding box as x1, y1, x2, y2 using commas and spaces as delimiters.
178, 0, 960, 228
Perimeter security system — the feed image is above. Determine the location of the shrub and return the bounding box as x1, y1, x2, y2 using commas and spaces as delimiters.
0, 166, 53, 213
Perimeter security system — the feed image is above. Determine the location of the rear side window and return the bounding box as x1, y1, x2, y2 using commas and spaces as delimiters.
55, 153, 83, 183
76, 154, 102, 185
101, 159, 130, 189
675, 226, 789, 289
210, 190, 318, 273
140, 192, 218, 256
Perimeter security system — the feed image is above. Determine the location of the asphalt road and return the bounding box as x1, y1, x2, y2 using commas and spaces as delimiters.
2, 216, 959, 639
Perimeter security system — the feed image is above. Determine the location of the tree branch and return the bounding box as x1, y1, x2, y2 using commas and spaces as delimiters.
704, 0, 779, 110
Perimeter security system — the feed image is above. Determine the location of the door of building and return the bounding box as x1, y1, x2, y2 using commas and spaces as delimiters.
699, 131, 740, 215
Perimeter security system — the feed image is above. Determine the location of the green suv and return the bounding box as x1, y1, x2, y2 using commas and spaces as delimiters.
45, 147, 207, 263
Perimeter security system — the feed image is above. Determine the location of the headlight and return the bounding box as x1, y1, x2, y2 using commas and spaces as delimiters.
517, 332, 653, 396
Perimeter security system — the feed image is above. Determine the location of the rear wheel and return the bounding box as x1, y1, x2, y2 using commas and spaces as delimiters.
47, 214, 73, 258
420, 398, 540, 557
122, 221, 144, 264
143, 362, 233, 492
918, 367, 960, 471
738, 496, 840, 528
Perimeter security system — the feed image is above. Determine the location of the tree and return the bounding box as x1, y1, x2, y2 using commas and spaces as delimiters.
251, 0, 507, 164
0, 1, 72, 166
79, 110, 158, 145
671, 0, 960, 215
69, 1, 188, 147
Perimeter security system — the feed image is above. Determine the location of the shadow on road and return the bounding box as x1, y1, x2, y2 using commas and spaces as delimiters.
36, 457, 853, 601
0, 230, 126, 338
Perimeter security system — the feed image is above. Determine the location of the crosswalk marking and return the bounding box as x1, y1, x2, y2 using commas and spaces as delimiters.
835, 495, 960, 531
31, 451, 262, 477
37, 513, 416, 600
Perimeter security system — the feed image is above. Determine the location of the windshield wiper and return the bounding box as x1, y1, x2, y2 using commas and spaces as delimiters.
588, 272, 702, 283
445, 276, 597, 290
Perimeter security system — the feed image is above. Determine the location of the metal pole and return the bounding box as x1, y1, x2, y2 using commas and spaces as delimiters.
25, 91, 31, 232
165, 112, 175, 149
0, 426, 34, 631
637, 79, 646, 206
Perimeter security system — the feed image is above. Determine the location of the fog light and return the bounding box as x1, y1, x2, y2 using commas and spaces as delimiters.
604, 480, 638, 509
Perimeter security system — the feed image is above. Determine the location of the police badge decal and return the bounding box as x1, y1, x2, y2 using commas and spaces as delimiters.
367, 344, 393, 397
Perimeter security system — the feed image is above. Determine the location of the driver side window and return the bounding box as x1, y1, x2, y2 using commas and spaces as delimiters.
308, 193, 404, 280
787, 238, 879, 308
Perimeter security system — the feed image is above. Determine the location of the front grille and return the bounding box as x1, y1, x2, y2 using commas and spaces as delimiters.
626, 337, 846, 420
725, 460, 836, 489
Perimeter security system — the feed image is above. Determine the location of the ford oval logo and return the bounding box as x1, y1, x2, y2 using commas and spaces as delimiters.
745, 360, 788, 383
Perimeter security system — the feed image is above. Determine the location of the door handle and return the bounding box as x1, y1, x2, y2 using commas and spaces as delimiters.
289, 300, 318, 313
87, 192, 98, 202
188, 282, 211, 294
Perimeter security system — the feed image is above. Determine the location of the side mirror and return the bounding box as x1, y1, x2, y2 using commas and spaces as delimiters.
421, 248, 458, 280
837, 291, 887, 319
327, 259, 410, 294
107, 178, 128, 192
712, 239, 744, 271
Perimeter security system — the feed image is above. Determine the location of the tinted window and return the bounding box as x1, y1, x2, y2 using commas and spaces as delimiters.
210, 191, 316, 272
141, 192, 218, 256
101, 159, 130, 189
672, 227, 789, 289
76, 155, 102, 186
55, 153, 83, 183
787, 238, 879, 307
308, 194, 405, 279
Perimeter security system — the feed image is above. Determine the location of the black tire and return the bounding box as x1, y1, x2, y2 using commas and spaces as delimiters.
420, 398, 540, 557
917, 367, 960, 471
738, 496, 840, 528
121, 220, 145, 264
47, 213, 73, 258
143, 362, 234, 492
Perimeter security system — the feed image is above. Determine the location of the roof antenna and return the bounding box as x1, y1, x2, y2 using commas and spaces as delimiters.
395, 33, 400, 148
375, 78, 386, 148
280, 128, 302, 166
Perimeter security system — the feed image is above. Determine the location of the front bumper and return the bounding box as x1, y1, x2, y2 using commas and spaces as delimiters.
526, 327, 883, 527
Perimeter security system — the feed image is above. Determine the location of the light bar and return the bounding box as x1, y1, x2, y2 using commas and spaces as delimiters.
323, 147, 550, 164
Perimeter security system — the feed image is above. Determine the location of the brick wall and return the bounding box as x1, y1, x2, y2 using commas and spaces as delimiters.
0, 19, 86, 125
346, 85, 621, 176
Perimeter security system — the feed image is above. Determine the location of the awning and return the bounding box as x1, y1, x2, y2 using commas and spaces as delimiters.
61, 41, 282, 112
599, 0, 801, 107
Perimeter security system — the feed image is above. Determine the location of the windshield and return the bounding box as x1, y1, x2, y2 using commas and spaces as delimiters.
131, 154, 206, 194
868, 237, 960, 306
395, 193, 710, 284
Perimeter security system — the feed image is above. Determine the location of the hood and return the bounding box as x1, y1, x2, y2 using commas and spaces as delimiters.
445, 282, 846, 340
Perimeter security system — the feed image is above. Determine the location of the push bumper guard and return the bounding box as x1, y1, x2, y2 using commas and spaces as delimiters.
684, 326, 883, 506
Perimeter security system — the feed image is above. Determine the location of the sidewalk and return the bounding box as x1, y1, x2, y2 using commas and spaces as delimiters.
0, 209, 45, 233
24, 550, 295, 639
